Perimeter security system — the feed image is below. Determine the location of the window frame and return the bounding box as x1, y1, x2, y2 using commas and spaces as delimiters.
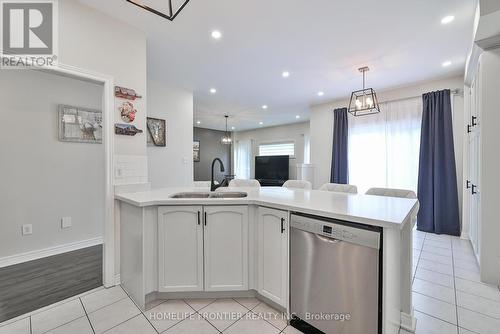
257, 140, 296, 158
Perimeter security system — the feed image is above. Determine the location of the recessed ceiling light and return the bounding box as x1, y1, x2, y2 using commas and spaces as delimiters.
441, 15, 455, 25
262, 105, 268, 109
211, 30, 222, 39
295, 115, 300, 119
196, 121, 201, 124
282, 71, 290, 78
210, 88, 217, 94
317, 91, 324, 96
259, 121, 264, 125
442, 60, 452, 67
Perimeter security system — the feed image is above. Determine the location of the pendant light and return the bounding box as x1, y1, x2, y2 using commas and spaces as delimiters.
126, 0, 191, 21
348, 67, 381, 116
221, 115, 232, 145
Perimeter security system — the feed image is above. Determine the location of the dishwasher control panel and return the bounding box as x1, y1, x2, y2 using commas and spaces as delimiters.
291, 214, 380, 250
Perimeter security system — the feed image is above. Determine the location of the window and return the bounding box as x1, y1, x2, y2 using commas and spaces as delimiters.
348, 97, 422, 193
235, 140, 252, 179
258, 142, 295, 157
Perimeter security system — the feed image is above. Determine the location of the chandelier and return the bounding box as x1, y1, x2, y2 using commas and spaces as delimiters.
126, 0, 191, 21
221, 115, 232, 145
348, 67, 381, 116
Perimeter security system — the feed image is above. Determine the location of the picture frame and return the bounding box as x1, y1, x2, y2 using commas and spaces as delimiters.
193, 140, 200, 162
147, 117, 166, 147
58, 105, 102, 143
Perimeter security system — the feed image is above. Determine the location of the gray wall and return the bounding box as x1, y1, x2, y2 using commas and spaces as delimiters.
194, 127, 231, 182
0, 70, 104, 258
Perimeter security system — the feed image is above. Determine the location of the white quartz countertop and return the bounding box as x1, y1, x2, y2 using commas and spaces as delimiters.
116, 187, 419, 229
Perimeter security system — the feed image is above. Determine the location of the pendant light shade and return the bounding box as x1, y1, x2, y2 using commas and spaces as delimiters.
126, 0, 191, 21
348, 67, 381, 116
221, 115, 232, 145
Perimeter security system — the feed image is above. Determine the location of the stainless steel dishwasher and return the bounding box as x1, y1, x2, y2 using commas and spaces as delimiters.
290, 213, 382, 334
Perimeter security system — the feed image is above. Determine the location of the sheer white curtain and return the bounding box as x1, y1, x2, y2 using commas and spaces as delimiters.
348, 97, 422, 194
235, 139, 252, 179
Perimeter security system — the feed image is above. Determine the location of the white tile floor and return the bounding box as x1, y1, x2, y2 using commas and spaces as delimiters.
402, 230, 500, 334
0, 286, 297, 334
1, 231, 499, 334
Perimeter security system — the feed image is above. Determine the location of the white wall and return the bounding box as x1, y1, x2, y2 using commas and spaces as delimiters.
147, 80, 194, 188
478, 48, 500, 284
480, 0, 500, 15
0, 70, 104, 257
310, 76, 464, 213
59, 0, 148, 183
232, 122, 310, 180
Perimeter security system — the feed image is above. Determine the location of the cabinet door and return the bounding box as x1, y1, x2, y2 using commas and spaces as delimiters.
257, 207, 288, 307
204, 206, 249, 291
158, 206, 203, 292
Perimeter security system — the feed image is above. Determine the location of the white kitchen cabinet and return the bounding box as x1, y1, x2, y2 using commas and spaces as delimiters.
257, 207, 288, 307
158, 206, 204, 292
204, 206, 249, 291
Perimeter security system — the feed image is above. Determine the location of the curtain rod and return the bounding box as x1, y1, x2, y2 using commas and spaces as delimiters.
378, 88, 463, 105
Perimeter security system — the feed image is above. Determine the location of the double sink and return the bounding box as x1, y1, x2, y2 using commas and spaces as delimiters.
170, 191, 248, 199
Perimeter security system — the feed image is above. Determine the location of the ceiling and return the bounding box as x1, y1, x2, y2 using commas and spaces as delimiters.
79, 0, 477, 131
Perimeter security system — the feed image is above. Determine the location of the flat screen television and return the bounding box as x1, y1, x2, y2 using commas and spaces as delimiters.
255, 155, 289, 186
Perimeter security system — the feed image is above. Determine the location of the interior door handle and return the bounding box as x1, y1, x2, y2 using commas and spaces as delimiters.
472, 116, 478, 126
280, 218, 285, 234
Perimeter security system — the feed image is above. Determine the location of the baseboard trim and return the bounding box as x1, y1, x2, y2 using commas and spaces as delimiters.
114, 274, 121, 285
0, 237, 103, 268
400, 309, 417, 333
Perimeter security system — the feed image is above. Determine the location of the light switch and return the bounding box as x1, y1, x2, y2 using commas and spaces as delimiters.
61, 217, 72, 229
22, 224, 32, 235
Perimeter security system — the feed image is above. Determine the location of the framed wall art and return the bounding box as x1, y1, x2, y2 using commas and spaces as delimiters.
58, 105, 102, 143
193, 140, 200, 162
147, 117, 166, 147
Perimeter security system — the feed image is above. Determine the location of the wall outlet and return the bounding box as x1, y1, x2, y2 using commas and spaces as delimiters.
22, 224, 32, 236
61, 217, 72, 229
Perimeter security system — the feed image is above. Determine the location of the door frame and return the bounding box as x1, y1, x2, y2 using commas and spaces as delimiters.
42, 63, 116, 287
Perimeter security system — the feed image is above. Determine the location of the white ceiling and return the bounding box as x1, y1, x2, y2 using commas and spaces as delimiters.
79, 0, 476, 131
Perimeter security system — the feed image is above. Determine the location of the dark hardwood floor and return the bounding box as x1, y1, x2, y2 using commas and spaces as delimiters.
0, 245, 102, 322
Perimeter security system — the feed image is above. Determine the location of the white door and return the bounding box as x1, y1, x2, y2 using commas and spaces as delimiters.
469, 71, 481, 259
204, 206, 249, 291
257, 207, 288, 307
158, 206, 204, 292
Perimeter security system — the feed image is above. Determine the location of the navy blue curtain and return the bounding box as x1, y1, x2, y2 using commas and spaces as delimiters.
417, 90, 460, 236
331, 107, 348, 184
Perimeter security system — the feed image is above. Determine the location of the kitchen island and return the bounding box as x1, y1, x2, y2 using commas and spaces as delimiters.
115, 187, 419, 334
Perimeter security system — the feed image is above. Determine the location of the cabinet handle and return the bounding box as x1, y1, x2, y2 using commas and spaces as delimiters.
472, 184, 478, 195
204, 211, 207, 226
472, 116, 478, 126
467, 124, 472, 133
466, 180, 471, 189
280, 218, 285, 234
197, 211, 201, 225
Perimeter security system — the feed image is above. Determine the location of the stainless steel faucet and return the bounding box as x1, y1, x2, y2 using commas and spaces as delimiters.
211, 158, 225, 192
